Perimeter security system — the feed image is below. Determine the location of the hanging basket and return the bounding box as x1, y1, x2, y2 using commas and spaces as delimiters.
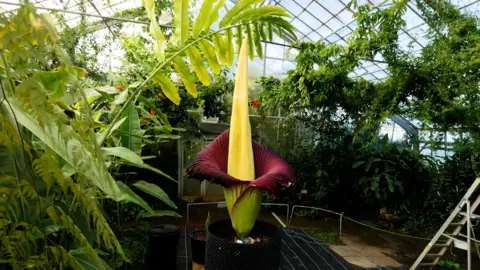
205, 219, 281, 270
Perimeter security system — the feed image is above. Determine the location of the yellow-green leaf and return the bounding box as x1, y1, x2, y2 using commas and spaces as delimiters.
186, 47, 211, 86
245, 24, 254, 60
225, 28, 234, 66
152, 73, 181, 105
228, 6, 289, 26
205, 0, 225, 32
253, 23, 263, 60
143, 0, 166, 60
142, 0, 155, 17
212, 32, 227, 65
174, 0, 189, 46
267, 22, 273, 41
192, 0, 214, 37
173, 57, 198, 97
236, 25, 243, 54
260, 17, 297, 40
259, 22, 267, 41
198, 40, 221, 74
219, 0, 263, 28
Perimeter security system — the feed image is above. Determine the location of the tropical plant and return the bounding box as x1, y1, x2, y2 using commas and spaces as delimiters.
186, 39, 295, 239
0, 0, 297, 267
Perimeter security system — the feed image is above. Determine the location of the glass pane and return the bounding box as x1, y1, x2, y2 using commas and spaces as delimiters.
327, 18, 344, 31
278, 0, 303, 17
308, 2, 332, 22
291, 18, 313, 35
283, 61, 296, 73
266, 43, 285, 58
265, 59, 284, 78
317, 25, 333, 39
321, 0, 345, 14
337, 9, 354, 23
308, 31, 322, 42
299, 10, 322, 30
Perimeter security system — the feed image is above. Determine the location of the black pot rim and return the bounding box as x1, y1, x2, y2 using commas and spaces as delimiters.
189, 229, 207, 240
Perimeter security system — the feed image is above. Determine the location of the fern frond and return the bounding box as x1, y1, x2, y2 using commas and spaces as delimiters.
186, 47, 211, 86
174, 0, 189, 46
198, 40, 221, 74
246, 24, 255, 60
192, 0, 214, 38
212, 32, 228, 65
253, 23, 264, 60
173, 57, 198, 97
219, 0, 263, 28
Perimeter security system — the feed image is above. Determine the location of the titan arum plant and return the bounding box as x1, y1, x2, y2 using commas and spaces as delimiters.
186, 38, 295, 239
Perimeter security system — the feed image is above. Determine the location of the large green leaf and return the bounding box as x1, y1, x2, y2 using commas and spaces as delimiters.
120, 101, 142, 155
102, 147, 176, 182
133, 180, 177, 209
102, 147, 143, 165
117, 181, 154, 214
96, 116, 127, 145
219, 0, 263, 28
140, 210, 182, 218
6, 99, 123, 200
174, 0, 189, 46
70, 249, 113, 270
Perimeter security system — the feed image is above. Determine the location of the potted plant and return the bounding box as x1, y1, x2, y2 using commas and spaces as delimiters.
186, 38, 295, 270
189, 212, 210, 267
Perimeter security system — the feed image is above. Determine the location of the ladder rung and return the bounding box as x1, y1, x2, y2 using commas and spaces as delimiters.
434, 243, 451, 247
419, 262, 436, 267
449, 222, 464, 226
459, 212, 480, 219
425, 253, 443, 257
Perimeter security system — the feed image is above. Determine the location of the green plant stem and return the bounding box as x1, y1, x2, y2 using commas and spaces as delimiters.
97, 23, 245, 147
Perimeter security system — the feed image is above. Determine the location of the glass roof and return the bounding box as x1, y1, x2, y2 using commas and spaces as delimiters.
1, 0, 479, 80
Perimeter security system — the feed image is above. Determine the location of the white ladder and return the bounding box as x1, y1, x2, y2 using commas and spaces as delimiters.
410, 177, 480, 270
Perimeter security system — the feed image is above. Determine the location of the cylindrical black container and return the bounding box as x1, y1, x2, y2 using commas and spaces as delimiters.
189, 229, 207, 264
146, 224, 180, 270
205, 219, 281, 270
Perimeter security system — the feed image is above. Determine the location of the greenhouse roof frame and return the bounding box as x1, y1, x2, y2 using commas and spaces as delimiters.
2, 0, 479, 81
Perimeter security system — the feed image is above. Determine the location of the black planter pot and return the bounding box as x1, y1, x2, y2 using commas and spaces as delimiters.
146, 224, 180, 270
189, 229, 207, 265
205, 219, 281, 270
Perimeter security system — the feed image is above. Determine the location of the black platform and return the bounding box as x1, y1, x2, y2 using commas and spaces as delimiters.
177, 228, 407, 270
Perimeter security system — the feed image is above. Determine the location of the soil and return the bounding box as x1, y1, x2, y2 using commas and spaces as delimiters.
233, 235, 269, 244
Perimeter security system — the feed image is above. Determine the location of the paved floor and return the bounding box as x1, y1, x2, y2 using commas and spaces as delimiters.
178, 228, 407, 270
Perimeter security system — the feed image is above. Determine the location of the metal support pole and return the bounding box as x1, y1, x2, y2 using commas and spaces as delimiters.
339, 213, 343, 237
467, 200, 471, 270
